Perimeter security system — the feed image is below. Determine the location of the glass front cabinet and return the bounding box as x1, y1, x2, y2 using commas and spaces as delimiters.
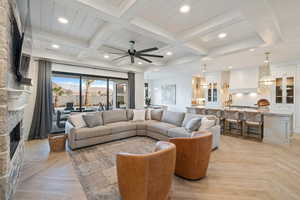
207, 82, 218, 103
275, 76, 294, 104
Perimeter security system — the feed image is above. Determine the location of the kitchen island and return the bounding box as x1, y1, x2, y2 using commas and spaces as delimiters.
187, 106, 294, 144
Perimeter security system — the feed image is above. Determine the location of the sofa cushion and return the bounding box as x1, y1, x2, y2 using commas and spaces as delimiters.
82, 112, 103, 128
74, 126, 111, 140
161, 111, 185, 126
130, 120, 158, 130
103, 110, 127, 124
151, 110, 163, 121
105, 121, 137, 134
168, 127, 191, 138
147, 122, 177, 136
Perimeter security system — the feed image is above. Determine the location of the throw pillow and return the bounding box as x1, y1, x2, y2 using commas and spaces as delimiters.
198, 117, 215, 131
133, 110, 146, 121
69, 113, 87, 128
184, 117, 202, 133
82, 112, 103, 128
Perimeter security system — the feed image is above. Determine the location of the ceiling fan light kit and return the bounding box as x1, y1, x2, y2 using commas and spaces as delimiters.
111, 41, 164, 64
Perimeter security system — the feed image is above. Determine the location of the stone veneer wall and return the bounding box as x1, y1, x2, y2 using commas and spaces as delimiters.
0, 0, 26, 199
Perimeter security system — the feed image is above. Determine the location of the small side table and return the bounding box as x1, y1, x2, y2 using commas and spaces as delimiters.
48, 133, 67, 152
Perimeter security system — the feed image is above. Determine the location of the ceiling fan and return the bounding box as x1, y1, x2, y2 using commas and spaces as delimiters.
108, 41, 164, 64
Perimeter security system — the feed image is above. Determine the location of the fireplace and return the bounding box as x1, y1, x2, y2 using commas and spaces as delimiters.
10, 122, 21, 159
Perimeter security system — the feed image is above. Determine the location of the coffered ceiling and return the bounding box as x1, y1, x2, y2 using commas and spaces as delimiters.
18, 0, 300, 73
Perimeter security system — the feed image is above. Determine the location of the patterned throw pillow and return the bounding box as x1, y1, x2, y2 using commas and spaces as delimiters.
69, 113, 87, 128
133, 110, 146, 121
82, 112, 103, 128
184, 117, 202, 133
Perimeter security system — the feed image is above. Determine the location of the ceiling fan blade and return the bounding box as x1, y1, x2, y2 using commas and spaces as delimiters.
104, 46, 127, 53
108, 52, 127, 55
112, 55, 129, 62
136, 47, 158, 54
131, 55, 134, 64
136, 54, 164, 58
135, 55, 152, 63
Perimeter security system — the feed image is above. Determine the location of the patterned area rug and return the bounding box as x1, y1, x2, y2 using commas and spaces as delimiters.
68, 137, 157, 200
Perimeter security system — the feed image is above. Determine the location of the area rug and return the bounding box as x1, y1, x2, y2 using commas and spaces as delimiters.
68, 137, 157, 200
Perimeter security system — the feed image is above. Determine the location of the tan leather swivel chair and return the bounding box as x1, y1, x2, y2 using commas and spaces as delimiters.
116, 141, 176, 200
169, 131, 212, 180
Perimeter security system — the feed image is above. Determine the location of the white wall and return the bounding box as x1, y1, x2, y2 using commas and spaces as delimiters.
135, 72, 145, 109
149, 75, 192, 112
230, 67, 258, 89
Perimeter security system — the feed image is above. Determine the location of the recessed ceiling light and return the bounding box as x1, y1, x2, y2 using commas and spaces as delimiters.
180, 5, 190, 13
166, 51, 173, 56
104, 54, 109, 59
58, 17, 69, 24
51, 44, 60, 49
249, 48, 255, 52
218, 33, 227, 39
137, 61, 143, 65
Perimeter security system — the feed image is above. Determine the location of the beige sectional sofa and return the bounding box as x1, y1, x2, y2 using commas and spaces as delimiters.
65, 109, 221, 150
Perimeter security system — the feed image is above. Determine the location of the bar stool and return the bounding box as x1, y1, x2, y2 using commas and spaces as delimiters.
206, 109, 224, 134
196, 108, 206, 115
206, 109, 221, 118
243, 111, 263, 140
224, 110, 242, 136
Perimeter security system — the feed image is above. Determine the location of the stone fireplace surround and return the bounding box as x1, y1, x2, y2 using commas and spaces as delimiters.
0, 0, 31, 199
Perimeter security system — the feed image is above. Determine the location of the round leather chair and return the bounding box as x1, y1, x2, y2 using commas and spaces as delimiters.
116, 141, 176, 200
169, 131, 212, 180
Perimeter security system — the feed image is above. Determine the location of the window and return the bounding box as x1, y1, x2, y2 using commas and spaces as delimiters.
82, 77, 108, 111
109, 79, 128, 109
51, 72, 128, 133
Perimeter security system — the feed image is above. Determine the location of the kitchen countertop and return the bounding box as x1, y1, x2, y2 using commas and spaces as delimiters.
187, 106, 293, 117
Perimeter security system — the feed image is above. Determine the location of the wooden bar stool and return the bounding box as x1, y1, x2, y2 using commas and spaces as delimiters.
224, 110, 242, 136
196, 108, 206, 115
243, 111, 263, 140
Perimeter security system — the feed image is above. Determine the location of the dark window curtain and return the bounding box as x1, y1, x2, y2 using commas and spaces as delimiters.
128, 72, 135, 109
28, 60, 53, 140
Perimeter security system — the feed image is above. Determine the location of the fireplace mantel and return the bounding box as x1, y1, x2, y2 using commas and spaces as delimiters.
6, 88, 31, 111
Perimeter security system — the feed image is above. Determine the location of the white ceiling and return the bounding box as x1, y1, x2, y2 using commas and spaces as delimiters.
18, 0, 300, 73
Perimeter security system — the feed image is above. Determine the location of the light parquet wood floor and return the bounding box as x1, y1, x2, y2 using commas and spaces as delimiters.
13, 140, 87, 200
14, 135, 300, 200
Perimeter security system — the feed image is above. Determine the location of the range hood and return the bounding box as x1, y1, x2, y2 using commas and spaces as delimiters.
229, 68, 259, 94
229, 88, 257, 94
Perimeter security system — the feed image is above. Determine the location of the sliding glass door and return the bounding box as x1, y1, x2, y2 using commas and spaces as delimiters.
52, 74, 80, 132
109, 79, 128, 109
51, 72, 128, 132
82, 77, 108, 111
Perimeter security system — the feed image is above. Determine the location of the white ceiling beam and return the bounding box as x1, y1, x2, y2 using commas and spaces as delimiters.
238, 0, 283, 46
77, 22, 123, 59
209, 36, 264, 56
31, 48, 144, 73
179, 11, 245, 42
32, 28, 89, 49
